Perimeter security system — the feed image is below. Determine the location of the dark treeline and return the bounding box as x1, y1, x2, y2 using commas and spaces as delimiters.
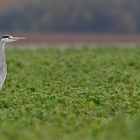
0, 0, 140, 33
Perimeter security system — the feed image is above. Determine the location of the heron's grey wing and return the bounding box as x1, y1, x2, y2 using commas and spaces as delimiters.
0, 51, 7, 89
0, 62, 7, 89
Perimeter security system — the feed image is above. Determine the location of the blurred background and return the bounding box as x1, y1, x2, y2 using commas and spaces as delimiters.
0, 0, 140, 44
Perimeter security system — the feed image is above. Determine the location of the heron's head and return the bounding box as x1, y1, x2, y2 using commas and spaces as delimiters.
1, 35, 25, 43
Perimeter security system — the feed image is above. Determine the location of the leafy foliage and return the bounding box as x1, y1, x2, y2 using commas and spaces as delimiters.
0, 0, 139, 32
0, 46, 140, 140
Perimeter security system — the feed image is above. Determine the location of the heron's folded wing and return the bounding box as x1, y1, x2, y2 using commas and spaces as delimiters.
0, 57, 7, 89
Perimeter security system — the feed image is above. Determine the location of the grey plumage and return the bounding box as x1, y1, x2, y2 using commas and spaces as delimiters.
0, 42, 7, 89
0, 35, 25, 89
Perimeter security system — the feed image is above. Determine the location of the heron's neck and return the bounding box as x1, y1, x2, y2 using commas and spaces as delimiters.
0, 41, 6, 57
0, 41, 6, 48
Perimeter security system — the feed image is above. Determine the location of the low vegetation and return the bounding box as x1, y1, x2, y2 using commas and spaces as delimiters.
0, 46, 140, 140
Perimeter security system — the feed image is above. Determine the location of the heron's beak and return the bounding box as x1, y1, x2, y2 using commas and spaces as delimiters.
12, 37, 26, 41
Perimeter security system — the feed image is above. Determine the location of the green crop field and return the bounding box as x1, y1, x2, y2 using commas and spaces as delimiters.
0, 45, 140, 140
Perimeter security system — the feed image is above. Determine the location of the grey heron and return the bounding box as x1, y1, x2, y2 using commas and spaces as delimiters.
0, 35, 25, 89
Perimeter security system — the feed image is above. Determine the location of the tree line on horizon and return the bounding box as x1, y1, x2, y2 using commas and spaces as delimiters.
0, 0, 140, 33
